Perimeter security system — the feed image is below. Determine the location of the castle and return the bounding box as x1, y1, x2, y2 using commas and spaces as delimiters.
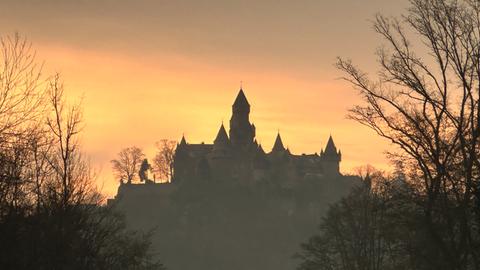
112, 88, 358, 270
173, 89, 342, 184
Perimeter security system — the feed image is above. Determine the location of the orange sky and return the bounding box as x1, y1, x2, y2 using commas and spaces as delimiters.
0, 0, 410, 197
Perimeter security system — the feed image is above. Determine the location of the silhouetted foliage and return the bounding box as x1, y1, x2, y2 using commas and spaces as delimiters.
297, 0, 480, 269
297, 172, 419, 270
111, 146, 146, 184
0, 34, 164, 270
153, 139, 176, 182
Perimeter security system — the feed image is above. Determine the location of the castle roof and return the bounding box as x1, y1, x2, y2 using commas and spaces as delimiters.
233, 89, 250, 109
272, 133, 286, 152
324, 135, 338, 156
214, 124, 230, 145
180, 135, 187, 145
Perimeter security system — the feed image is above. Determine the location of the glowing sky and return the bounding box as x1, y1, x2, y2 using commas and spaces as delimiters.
0, 0, 410, 197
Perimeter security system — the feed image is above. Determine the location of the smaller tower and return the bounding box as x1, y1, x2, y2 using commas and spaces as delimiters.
253, 144, 269, 181
211, 124, 231, 158
173, 134, 189, 182
209, 123, 233, 179
271, 132, 286, 153
321, 135, 342, 176
269, 132, 290, 166
253, 144, 269, 169
179, 134, 187, 146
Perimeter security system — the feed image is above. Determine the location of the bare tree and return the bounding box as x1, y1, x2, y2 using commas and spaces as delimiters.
111, 146, 145, 184
0, 34, 164, 269
153, 139, 176, 182
0, 33, 47, 220
351, 164, 383, 179
336, 0, 480, 268
45, 75, 98, 208
0, 33, 46, 136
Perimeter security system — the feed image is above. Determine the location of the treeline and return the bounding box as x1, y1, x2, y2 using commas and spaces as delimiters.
298, 170, 435, 269
297, 1, 480, 269
0, 35, 164, 270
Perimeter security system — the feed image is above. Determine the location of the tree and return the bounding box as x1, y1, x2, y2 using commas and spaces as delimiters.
0, 34, 165, 270
336, 0, 480, 268
0, 33, 45, 136
45, 74, 93, 208
297, 174, 418, 270
111, 146, 145, 184
0, 34, 47, 219
153, 139, 176, 182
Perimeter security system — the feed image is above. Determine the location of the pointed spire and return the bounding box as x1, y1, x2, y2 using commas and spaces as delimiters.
324, 135, 341, 159
254, 143, 269, 169
214, 123, 229, 144
272, 132, 285, 152
180, 134, 187, 145
233, 89, 250, 109
324, 135, 338, 156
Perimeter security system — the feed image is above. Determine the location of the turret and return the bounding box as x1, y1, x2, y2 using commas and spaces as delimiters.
271, 132, 286, 153
175, 134, 187, 153
229, 89, 256, 149
211, 123, 231, 158
209, 123, 233, 179
321, 135, 342, 176
179, 134, 187, 146
173, 134, 189, 182
253, 144, 269, 169
253, 143, 269, 181
269, 132, 291, 167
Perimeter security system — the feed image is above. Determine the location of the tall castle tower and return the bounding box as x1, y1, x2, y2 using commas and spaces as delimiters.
229, 89, 256, 150
321, 135, 342, 176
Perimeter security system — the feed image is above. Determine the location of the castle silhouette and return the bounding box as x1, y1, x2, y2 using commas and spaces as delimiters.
111, 88, 358, 270
173, 89, 342, 184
